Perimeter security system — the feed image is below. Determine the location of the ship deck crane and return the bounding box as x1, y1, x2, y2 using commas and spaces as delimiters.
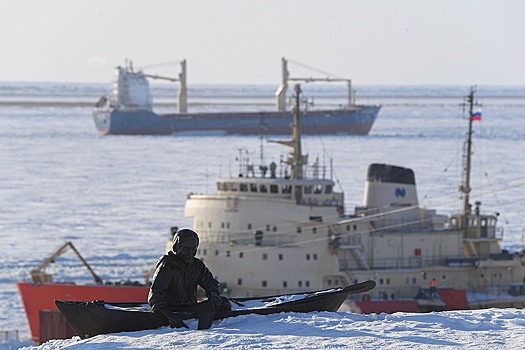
276, 57, 355, 111
30, 241, 103, 285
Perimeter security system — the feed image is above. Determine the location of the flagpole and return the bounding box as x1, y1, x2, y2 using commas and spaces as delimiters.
461, 87, 475, 234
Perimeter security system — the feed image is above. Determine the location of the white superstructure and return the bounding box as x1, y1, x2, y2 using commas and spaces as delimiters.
94, 60, 185, 113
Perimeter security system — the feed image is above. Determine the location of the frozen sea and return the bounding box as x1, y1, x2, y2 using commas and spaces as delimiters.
1, 83, 525, 348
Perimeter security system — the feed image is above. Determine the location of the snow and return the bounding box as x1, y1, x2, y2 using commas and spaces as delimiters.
1, 84, 525, 349
12, 309, 525, 349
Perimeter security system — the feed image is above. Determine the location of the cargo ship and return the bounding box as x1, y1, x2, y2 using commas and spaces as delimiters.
92, 58, 381, 135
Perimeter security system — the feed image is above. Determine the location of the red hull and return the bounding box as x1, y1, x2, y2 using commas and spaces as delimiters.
16, 282, 149, 343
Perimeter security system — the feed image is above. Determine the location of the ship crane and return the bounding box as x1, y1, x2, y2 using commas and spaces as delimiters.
276, 57, 355, 111
30, 241, 103, 285
132, 59, 188, 113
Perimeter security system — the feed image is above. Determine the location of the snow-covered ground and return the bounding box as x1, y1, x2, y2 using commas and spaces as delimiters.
13, 308, 525, 349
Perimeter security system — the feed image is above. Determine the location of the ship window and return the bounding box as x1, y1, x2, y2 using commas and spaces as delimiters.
208, 222, 212, 228
305, 281, 310, 287
313, 254, 317, 260
240, 183, 248, 192
325, 185, 333, 194
262, 281, 267, 287
227, 222, 230, 229
413, 278, 417, 284
405, 278, 410, 284
335, 279, 339, 285
278, 254, 283, 260
224, 182, 232, 191
217, 183, 224, 191
386, 278, 390, 285
310, 216, 322, 222
270, 184, 279, 193
442, 275, 446, 280
327, 279, 332, 286
297, 227, 302, 233
221, 222, 225, 229
313, 227, 317, 234
203, 249, 207, 255
231, 183, 238, 192
215, 250, 219, 256
266, 225, 270, 231
346, 225, 350, 231
250, 183, 258, 192
282, 185, 292, 194
239, 252, 244, 258
260, 184, 268, 193
481, 219, 487, 227
283, 281, 287, 288
237, 278, 242, 285
273, 225, 277, 232
354, 225, 358, 231
379, 278, 384, 285
226, 251, 230, 257
304, 185, 313, 194
262, 253, 268, 260
298, 281, 303, 287
248, 223, 252, 230
306, 254, 310, 260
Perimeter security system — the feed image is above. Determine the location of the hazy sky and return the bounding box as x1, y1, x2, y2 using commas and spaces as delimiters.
1, 0, 524, 85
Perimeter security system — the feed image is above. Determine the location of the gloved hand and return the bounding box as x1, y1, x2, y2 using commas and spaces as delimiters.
208, 291, 222, 311
160, 308, 189, 329
167, 313, 189, 329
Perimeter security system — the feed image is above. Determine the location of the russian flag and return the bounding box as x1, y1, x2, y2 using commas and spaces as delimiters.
471, 108, 482, 122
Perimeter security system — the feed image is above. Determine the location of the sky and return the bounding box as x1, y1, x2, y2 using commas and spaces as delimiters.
1, 1, 524, 85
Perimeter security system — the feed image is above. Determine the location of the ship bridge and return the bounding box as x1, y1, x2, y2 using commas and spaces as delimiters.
215, 177, 344, 211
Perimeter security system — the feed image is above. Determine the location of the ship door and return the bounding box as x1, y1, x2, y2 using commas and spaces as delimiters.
295, 185, 302, 203
480, 218, 488, 238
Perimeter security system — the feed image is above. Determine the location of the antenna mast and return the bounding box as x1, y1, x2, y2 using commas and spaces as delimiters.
460, 87, 475, 232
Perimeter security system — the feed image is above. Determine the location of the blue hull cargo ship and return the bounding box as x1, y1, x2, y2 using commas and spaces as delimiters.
93, 58, 381, 136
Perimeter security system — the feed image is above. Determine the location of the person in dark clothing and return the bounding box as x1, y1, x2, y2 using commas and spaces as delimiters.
148, 228, 231, 329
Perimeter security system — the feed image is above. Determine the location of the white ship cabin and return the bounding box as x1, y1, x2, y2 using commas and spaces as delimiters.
216, 177, 343, 209
95, 62, 153, 112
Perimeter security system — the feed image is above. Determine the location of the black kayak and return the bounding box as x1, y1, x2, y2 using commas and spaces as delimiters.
56, 280, 375, 338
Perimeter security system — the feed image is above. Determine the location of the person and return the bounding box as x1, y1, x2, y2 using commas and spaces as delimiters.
429, 278, 437, 296
148, 228, 231, 329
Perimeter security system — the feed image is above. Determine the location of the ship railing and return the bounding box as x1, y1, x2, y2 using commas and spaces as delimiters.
342, 256, 460, 270
297, 197, 343, 208
114, 104, 152, 112
209, 231, 297, 247
0, 330, 19, 342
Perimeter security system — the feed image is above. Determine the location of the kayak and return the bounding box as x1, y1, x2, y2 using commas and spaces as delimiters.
56, 280, 376, 338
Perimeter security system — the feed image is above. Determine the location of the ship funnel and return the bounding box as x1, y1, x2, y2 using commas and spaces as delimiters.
363, 164, 418, 210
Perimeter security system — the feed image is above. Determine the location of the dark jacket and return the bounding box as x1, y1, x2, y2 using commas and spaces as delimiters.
148, 251, 220, 312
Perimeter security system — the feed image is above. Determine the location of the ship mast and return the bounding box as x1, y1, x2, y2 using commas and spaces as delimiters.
269, 84, 308, 180
460, 87, 475, 232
